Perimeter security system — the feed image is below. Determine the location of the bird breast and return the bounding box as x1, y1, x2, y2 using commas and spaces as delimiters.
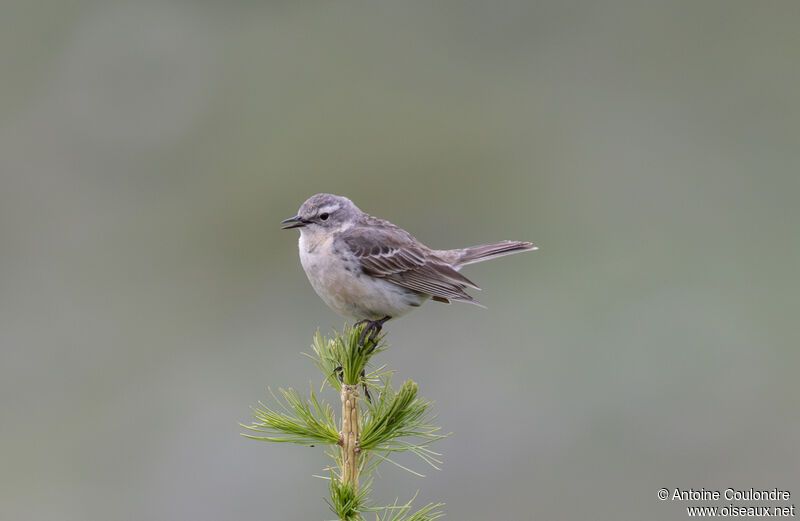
298, 232, 426, 319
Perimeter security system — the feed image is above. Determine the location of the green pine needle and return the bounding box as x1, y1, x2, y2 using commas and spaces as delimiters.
241, 386, 339, 445
306, 325, 388, 388
360, 379, 448, 466
326, 473, 373, 521
372, 493, 445, 521
245, 327, 449, 519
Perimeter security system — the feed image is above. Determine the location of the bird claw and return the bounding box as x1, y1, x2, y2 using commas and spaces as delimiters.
360, 368, 372, 404
333, 365, 371, 403
354, 316, 391, 348
345, 318, 390, 402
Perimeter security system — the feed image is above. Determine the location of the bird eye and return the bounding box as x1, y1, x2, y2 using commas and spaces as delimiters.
319, 213, 329, 221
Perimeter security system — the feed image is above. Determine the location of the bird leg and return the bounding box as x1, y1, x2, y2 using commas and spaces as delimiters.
354, 316, 391, 347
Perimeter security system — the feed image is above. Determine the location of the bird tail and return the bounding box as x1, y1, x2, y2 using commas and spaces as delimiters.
448, 240, 537, 268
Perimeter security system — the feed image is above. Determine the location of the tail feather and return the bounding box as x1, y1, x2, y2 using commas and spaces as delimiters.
452, 240, 537, 268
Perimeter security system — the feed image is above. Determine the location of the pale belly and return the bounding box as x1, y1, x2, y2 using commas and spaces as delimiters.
298, 234, 427, 320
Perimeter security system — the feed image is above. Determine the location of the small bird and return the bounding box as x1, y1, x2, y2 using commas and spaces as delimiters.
282, 193, 537, 344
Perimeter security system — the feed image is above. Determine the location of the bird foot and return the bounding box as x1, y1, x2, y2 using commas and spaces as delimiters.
332, 366, 371, 403
354, 316, 391, 348
360, 369, 372, 404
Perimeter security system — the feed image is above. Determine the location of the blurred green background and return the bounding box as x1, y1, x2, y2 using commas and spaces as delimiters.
1, 2, 798, 520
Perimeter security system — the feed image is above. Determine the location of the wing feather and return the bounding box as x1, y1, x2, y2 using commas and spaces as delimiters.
339, 227, 482, 305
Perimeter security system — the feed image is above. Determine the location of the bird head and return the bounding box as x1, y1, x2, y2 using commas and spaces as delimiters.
281, 193, 360, 233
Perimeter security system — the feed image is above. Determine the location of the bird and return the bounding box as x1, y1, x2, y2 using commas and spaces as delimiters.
281, 193, 537, 345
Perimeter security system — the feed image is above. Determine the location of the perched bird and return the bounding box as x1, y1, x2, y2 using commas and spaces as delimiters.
282, 193, 537, 344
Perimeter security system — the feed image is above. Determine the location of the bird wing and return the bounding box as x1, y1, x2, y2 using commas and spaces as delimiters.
338, 227, 484, 305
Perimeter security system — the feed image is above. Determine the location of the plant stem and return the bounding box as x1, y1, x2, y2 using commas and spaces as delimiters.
340, 383, 360, 489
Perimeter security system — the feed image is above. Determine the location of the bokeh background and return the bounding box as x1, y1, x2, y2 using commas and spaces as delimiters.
1, 2, 798, 520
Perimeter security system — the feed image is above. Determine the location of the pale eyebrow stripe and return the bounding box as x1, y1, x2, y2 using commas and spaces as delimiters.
319, 204, 341, 214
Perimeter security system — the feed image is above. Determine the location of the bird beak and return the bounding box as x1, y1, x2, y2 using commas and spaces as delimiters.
281, 216, 307, 229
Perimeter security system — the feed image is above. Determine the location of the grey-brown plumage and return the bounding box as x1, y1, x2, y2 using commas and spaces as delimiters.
282, 193, 537, 324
